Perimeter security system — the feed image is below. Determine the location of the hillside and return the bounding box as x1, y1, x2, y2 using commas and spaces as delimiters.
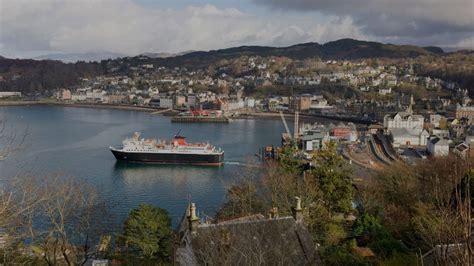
0, 58, 105, 95
0, 38, 449, 95
34, 51, 126, 63
124, 39, 442, 68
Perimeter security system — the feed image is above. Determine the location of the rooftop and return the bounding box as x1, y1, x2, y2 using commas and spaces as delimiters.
176, 202, 320, 265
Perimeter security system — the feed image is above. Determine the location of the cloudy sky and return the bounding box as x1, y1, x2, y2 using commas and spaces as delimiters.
0, 0, 473, 58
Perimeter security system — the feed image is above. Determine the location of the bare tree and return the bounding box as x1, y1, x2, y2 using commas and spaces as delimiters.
0, 115, 113, 264
0, 114, 28, 160
33, 174, 110, 265
0, 116, 34, 263
362, 155, 473, 265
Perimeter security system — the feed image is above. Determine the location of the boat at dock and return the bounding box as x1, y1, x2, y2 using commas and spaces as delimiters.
110, 132, 224, 166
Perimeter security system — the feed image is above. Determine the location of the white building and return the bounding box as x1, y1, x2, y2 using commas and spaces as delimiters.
86, 90, 104, 101
431, 129, 450, 139
310, 98, 331, 109
159, 98, 173, 109
390, 128, 429, 147
0, 91, 21, 98
71, 93, 87, 101
378, 87, 392, 95
222, 100, 244, 112
245, 98, 256, 108
427, 137, 449, 156
384, 112, 424, 132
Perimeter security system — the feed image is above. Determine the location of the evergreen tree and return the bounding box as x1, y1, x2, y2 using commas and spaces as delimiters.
309, 142, 353, 215
121, 204, 172, 262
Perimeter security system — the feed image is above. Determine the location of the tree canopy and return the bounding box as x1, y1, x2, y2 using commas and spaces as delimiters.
121, 204, 172, 262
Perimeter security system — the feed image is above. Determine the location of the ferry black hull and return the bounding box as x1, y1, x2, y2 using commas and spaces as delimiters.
110, 149, 224, 166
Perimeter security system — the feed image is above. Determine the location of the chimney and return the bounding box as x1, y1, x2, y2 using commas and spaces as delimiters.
188, 203, 200, 234
269, 206, 278, 219
292, 196, 303, 223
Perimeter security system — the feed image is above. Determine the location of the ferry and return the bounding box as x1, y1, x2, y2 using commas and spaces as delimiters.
110, 132, 224, 166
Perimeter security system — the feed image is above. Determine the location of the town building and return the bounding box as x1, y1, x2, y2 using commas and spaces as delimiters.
61, 89, 72, 100
330, 122, 358, 142
455, 104, 474, 125
427, 136, 449, 156
0, 91, 21, 98
71, 92, 87, 101
159, 98, 174, 109
429, 114, 444, 128
298, 123, 331, 151
86, 90, 104, 102
431, 129, 450, 139
289, 94, 313, 111
108, 94, 127, 104
384, 111, 424, 132
186, 94, 198, 108
378, 87, 392, 95
175, 95, 186, 108
453, 142, 469, 157
300, 131, 330, 152
390, 128, 429, 147
384, 98, 424, 132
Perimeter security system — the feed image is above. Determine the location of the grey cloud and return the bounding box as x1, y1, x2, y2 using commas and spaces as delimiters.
1, 0, 471, 58
254, 0, 474, 45
0, 0, 368, 57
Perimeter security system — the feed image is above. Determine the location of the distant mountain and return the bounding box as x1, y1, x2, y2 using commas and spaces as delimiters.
123, 39, 444, 68
138, 50, 194, 59
422, 46, 445, 54
442, 47, 474, 53
34, 51, 127, 63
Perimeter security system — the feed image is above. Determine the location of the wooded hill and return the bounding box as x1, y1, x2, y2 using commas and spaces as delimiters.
1, 38, 470, 96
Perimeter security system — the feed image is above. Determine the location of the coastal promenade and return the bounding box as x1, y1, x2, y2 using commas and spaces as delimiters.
0, 101, 160, 112
0, 101, 374, 125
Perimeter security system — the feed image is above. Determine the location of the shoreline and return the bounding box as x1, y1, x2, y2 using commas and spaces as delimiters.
0, 101, 160, 112
0, 101, 369, 124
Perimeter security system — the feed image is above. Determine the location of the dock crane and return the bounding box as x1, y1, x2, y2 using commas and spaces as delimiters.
279, 110, 300, 144
293, 111, 299, 140
279, 111, 292, 140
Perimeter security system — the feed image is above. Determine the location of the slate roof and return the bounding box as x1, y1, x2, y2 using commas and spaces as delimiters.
390, 127, 424, 138
176, 213, 320, 265
455, 143, 469, 152
430, 137, 449, 146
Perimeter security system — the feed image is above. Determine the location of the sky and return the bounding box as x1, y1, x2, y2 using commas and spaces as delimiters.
0, 0, 473, 58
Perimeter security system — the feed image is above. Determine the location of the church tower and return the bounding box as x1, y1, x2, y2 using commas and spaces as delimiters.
406, 94, 414, 114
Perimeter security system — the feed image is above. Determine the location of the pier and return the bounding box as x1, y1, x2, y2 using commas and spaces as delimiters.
171, 116, 229, 123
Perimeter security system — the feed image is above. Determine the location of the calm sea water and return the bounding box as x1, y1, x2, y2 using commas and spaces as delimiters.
0, 106, 287, 227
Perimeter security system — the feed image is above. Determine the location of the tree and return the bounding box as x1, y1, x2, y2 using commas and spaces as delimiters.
308, 142, 353, 216
361, 155, 473, 265
278, 145, 304, 174
0, 173, 111, 265
121, 204, 172, 262
31, 174, 109, 266
216, 180, 267, 221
